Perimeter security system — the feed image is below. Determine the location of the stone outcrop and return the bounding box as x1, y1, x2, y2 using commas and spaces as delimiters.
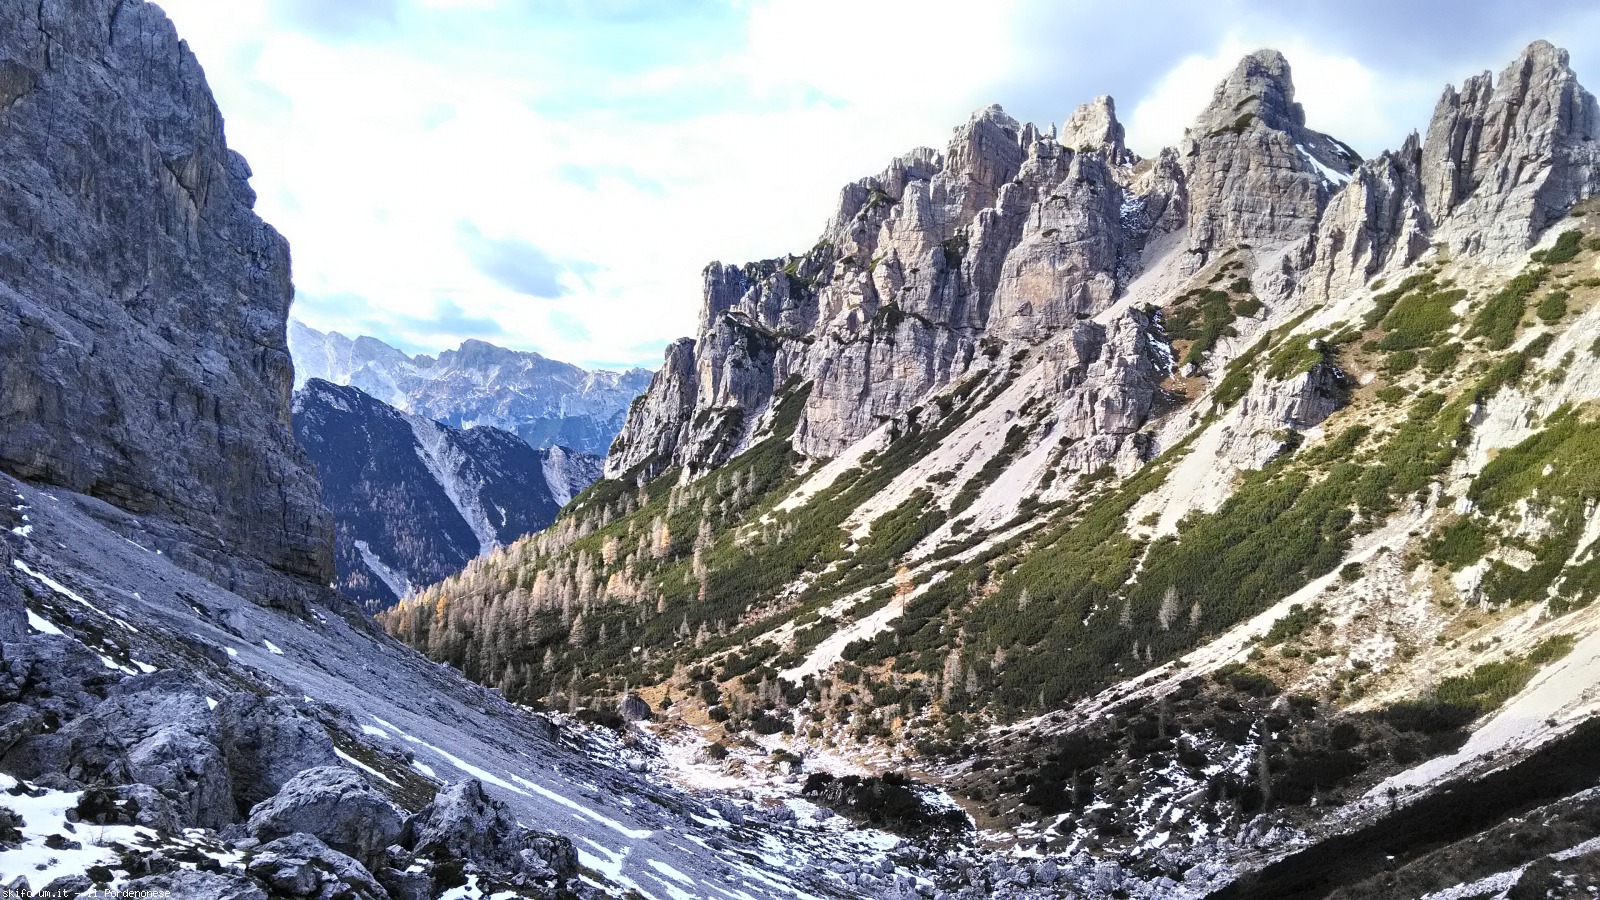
246, 833, 388, 900
247, 766, 405, 869
608, 95, 1178, 476
0, 0, 332, 604
1420, 40, 1600, 261
1181, 49, 1356, 264
1216, 356, 1351, 468
49, 671, 234, 829
216, 694, 340, 815
1302, 134, 1431, 301
406, 778, 579, 887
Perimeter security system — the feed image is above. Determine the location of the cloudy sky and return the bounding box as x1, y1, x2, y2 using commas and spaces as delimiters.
157, 0, 1600, 371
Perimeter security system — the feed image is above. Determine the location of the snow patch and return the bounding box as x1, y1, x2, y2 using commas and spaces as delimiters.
336, 747, 398, 785
25, 610, 61, 635
510, 774, 653, 839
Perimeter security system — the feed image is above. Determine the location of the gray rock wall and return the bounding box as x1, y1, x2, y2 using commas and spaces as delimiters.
0, 0, 333, 600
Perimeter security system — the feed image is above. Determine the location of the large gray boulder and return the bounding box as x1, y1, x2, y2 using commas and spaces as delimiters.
407, 779, 578, 886
122, 871, 266, 900
247, 766, 403, 869
0, 0, 333, 606
216, 693, 339, 816
41, 671, 234, 829
245, 832, 387, 900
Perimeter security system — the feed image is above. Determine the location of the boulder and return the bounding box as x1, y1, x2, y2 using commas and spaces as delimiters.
74, 784, 181, 833
248, 766, 403, 869
122, 871, 267, 900
245, 832, 387, 899
407, 779, 578, 886
618, 693, 652, 722
49, 671, 234, 829
40, 875, 92, 898
216, 693, 339, 815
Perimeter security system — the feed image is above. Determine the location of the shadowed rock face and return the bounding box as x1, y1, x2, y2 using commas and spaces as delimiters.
0, 0, 332, 601
292, 380, 596, 611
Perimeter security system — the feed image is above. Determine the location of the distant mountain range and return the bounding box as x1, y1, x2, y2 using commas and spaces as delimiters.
288, 320, 653, 457
293, 379, 602, 611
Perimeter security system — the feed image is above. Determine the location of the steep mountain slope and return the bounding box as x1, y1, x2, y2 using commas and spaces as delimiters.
386, 41, 1600, 896
289, 320, 653, 456
293, 379, 601, 611
0, 4, 916, 899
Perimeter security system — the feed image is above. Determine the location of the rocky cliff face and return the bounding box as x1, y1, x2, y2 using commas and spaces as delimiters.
1180, 49, 1358, 264
608, 97, 1182, 477
1307, 40, 1600, 298
289, 320, 652, 457
1421, 40, 1600, 261
0, 0, 331, 603
0, 6, 872, 898
293, 380, 599, 610
611, 41, 1600, 487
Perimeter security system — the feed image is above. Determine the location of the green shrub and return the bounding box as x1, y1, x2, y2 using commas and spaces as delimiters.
1375, 385, 1409, 405
1421, 342, 1462, 374
1425, 517, 1491, 570
1265, 603, 1326, 644
1212, 663, 1280, 697
1385, 350, 1419, 375
1543, 230, 1584, 265
1537, 289, 1570, 323
1468, 267, 1546, 350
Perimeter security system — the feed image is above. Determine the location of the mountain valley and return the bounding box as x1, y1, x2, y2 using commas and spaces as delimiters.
1, 1, 1600, 898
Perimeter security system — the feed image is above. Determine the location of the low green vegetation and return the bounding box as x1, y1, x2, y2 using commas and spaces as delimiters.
1537, 289, 1570, 323
1469, 266, 1548, 350
1431, 634, 1576, 716
1165, 273, 1262, 366
1533, 229, 1584, 265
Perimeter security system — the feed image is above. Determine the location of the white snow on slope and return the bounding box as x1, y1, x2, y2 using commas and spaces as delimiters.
0, 775, 152, 887
14, 558, 139, 632
26, 609, 62, 635
354, 539, 415, 601
336, 748, 399, 785
1297, 144, 1351, 186
511, 775, 653, 840
370, 716, 532, 798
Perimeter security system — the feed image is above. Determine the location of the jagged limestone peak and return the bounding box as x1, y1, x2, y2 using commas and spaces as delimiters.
1060, 94, 1126, 158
